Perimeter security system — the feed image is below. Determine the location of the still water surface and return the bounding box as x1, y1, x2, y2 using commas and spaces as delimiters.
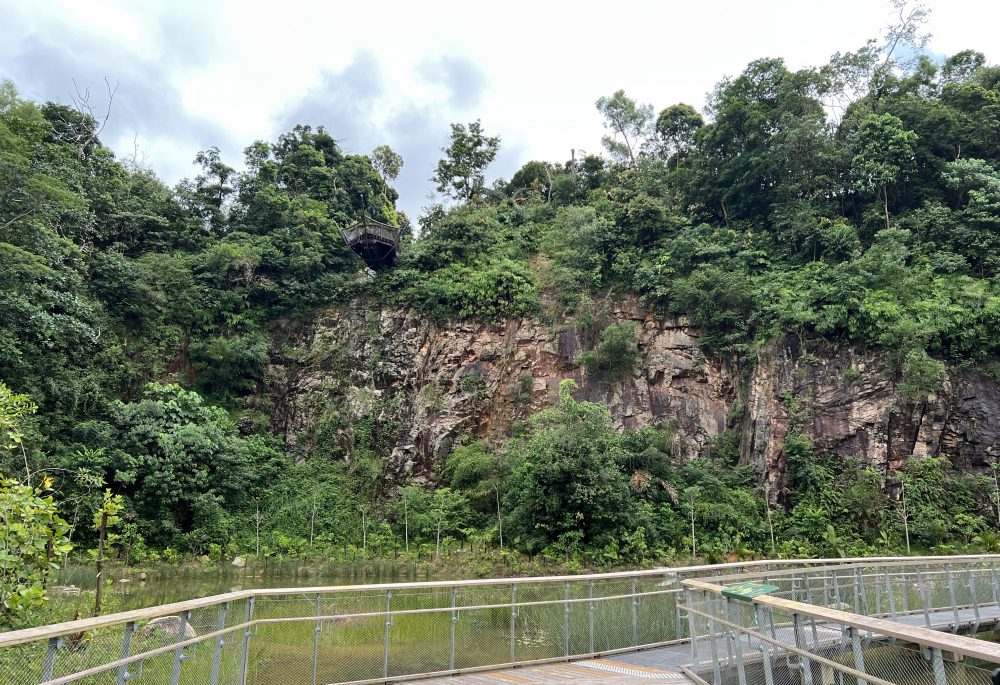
48, 560, 440, 621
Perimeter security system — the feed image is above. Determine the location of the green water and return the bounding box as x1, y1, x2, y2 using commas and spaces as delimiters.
46, 560, 435, 622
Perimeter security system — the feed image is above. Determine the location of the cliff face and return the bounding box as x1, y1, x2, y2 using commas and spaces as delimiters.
268, 296, 1000, 491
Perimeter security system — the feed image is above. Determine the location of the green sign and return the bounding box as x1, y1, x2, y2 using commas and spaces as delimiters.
721, 581, 779, 602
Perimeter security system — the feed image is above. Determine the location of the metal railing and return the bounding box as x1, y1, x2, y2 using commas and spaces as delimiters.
682, 557, 1000, 685
0, 556, 924, 685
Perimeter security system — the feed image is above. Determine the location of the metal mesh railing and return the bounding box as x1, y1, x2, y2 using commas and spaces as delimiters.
5, 556, 1000, 685
684, 559, 1000, 685
687, 592, 996, 685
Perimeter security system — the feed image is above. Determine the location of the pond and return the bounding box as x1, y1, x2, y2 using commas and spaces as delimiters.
45, 559, 440, 622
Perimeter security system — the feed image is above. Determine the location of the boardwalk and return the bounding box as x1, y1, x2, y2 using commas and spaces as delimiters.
436, 604, 1000, 685
6, 555, 1000, 685
419, 659, 695, 685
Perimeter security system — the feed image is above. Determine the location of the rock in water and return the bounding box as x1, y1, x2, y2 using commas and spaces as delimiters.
139, 616, 197, 641
232, 556, 246, 568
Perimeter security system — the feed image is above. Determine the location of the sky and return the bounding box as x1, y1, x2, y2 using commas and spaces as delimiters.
2, 0, 998, 220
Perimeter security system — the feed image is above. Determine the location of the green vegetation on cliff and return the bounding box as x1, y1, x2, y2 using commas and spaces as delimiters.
3, 4, 1000, 625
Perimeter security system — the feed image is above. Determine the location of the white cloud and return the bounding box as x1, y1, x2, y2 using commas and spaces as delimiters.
1, 0, 996, 219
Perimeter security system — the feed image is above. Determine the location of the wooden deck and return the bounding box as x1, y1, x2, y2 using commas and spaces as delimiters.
432, 605, 1000, 685
417, 660, 696, 685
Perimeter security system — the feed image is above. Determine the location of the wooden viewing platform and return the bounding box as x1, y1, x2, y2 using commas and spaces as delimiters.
340, 215, 402, 269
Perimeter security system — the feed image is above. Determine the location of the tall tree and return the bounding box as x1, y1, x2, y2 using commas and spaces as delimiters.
595, 90, 653, 167
371, 144, 403, 200
432, 120, 500, 202
654, 103, 704, 167
851, 112, 918, 230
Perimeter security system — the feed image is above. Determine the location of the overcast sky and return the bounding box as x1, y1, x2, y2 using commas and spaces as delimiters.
2, 0, 997, 220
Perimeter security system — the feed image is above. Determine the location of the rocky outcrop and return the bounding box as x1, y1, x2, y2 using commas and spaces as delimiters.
267, 296, 1000, 491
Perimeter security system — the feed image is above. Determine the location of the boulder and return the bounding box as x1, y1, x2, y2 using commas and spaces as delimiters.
231, 556, 246, 568
138, 616, 197, 641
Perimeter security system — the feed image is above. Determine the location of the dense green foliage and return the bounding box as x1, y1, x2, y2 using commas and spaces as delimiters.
2, 5, 1000, 621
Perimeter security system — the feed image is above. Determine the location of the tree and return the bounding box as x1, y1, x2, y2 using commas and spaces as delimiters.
430, 488, 471, 557
0, 384, 72, 627
504, 380, 633, 554
93, 489, 124, 614
371, 145, 403, 200
79, 384, 283, 548
0, 383, 36, 485
851, 113, 918, 230
595, 90, 653, 166
432, 120, 500, 202
654, 103, 704, 167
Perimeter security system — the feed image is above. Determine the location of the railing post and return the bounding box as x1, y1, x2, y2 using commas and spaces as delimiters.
930, 647, 947, 685
563, 582, 570, 657
873, 566, 883, 615
792, 613, 814, 685
901, 567, 910, 613
240, 598, 254, 685
947, 563, 960, 633
848, 627, 867, 685
42, 637, 62, 683
210, 602, 229, 685
630, 576, 638, 646
724, 597, 747, 685
856, 567, 869, 615
990, 561, 1000, 608
968, 566, 981, 634
720, 594, 735, 668
510, 584, 518, 664
917, 566, 931, 628
383, 591, 392, 678
685, 588, 698, 666
884, 568, 896, 621
116, 621, 136, 685
587, 580, 595, 654
450, 587, 459, 671
171, 611, 192, 685
703, 591, 721, 685
754, 605, 774, 685
312, 594, 321, 685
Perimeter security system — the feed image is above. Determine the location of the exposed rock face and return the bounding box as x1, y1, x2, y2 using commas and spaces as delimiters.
268, 296, 1000, 490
